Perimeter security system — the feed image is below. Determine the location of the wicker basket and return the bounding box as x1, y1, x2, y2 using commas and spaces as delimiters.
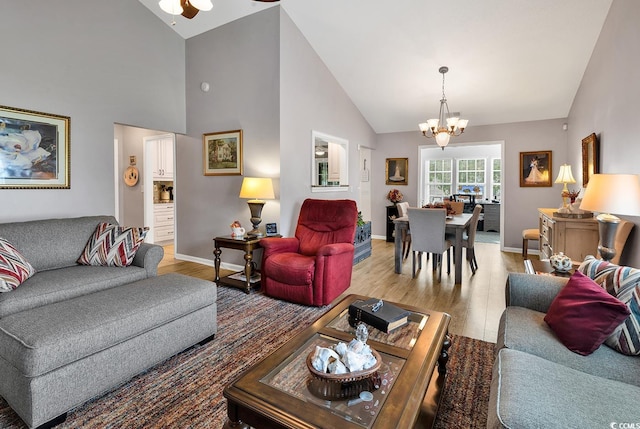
306, 349, 382, 400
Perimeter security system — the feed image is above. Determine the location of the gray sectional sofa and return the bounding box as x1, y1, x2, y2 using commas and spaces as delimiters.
0, 216, 217, 428
488, 272, 640, 428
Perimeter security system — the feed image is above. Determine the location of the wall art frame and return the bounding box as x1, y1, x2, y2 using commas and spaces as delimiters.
0, 104, 70, 189
385, 157, 408, 185
520, 150, 552, 187
581, 133, 599, 187
203, 129, 243, 176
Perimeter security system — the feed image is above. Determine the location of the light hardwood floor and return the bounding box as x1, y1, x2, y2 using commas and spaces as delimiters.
158, 239, 528, 343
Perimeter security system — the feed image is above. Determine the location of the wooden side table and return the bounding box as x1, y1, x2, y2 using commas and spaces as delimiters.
213, 236, 263, 293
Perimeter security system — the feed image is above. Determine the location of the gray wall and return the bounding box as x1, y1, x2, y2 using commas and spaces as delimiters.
180, 8, 280, 264
279, 9, 378, 235
567, 0, 640, 266
1, 0, 185, 222
374, 119, 569, 250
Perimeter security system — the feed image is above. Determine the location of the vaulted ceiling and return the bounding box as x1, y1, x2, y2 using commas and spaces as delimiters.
139, 0, 613, 134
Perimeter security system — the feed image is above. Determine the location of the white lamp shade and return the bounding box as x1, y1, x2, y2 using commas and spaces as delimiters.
579, 174, 640, 216
457, 119, 469, 130
427, 119, 439, 130
418, 122, 428, 133
159, 0, 183, 14
190, 0, 213, 11
554, 164, 576, 184
239, 177, 275, 201
435, 132, 450, 147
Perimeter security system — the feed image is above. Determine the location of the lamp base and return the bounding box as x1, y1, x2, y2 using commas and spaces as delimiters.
246, 200, 265, 237
596, 213, 620, 262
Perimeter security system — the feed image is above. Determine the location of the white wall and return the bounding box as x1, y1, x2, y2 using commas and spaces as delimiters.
567, 0, 640, 266
1, 1, 185, 222
279, 9, 378, 236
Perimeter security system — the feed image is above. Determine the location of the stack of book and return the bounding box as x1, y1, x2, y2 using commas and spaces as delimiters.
348, 298, 410, 333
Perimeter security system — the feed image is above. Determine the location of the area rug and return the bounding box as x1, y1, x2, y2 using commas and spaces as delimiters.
0, 288, 495, 429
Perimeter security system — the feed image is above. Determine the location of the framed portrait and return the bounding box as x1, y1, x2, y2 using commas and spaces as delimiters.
520, 150, 552, 187
581, 133, 599, 187
0, 105, 70, 189
203, 129, 243, 176
385, 157, 408, 185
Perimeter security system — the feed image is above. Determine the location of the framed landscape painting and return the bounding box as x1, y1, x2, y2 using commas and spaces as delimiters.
203, 129, 243, 176
520, 150, 552, 187
0, 105, 70, 189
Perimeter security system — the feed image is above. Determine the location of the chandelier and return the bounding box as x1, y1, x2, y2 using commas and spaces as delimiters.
418, 66, 468, 150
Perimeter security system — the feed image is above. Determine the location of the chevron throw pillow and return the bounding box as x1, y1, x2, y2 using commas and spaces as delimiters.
77, 223, 149, 267
604, 266, 640, 355
0, 238, 36, 292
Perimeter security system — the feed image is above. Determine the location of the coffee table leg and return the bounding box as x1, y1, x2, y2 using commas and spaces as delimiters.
438, 334, 452, 375
224, 402, 251, 429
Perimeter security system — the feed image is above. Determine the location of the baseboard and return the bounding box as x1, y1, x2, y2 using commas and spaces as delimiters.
173, 252, 244, 272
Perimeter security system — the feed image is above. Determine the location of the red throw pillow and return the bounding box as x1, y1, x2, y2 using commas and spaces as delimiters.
544, 271, 630, 355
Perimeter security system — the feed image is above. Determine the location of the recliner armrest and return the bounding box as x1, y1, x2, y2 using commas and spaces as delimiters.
506, 273, 568, 313
316, 242, 354, 256
261, 237, 300, 256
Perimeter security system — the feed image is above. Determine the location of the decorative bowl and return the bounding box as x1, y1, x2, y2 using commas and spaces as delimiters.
306, 349, 382, 400
550, 252, 573, 273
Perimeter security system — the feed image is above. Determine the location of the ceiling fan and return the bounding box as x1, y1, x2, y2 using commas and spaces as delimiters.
160, 0, 279, 20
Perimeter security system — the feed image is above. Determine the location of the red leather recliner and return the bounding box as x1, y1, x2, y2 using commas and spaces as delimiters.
260, 199, 358, 306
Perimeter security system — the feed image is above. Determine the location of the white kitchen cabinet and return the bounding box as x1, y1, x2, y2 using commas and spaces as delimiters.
152, 138, 174, 180
154, 203, 174, 243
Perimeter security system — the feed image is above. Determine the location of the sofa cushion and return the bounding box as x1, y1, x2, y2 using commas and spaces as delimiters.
497, 306, 640, 387
77, 223, 148, 267
604, 266, 640, 355
544, 271, 630, 355
487, 348, 640, 429
0, 265, 148, 318
0, 273, 217, 377
0, 238, 35, 292
0, 216, 117, 272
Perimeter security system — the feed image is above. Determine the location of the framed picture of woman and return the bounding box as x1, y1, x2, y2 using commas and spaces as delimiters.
520, 151, 552, 187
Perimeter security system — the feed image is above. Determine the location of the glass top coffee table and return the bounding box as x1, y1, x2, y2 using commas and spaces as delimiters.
223, 294, 451, 429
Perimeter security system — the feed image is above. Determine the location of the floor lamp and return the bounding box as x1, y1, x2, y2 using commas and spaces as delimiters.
239, 177, 275, 237
579, 174, 640, 261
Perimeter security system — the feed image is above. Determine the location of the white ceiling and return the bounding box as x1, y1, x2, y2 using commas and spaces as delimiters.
138, 0, 613, 134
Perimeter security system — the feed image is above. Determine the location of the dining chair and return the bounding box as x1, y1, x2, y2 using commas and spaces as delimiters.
396, 202, 412, 260
461, 204, 483, 274
407, 208, 452, 281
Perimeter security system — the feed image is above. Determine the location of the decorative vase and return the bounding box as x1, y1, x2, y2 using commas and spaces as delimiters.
550, 252, 572, 272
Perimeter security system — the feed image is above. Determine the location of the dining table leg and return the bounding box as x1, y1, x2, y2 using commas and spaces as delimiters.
394, 221, 403, 273
454, 227, 464, 284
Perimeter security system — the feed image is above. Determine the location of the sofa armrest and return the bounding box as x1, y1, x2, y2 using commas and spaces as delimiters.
132, 243, 164, 277
506, 273, 569, 313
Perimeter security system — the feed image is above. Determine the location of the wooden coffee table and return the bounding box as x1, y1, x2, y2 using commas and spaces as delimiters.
223, 294, 451, 429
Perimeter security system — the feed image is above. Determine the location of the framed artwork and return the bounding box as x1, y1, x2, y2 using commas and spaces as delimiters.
265, 223, 278, 236
203, 129, 243, 176
581, 133, 599, 187
385, 157, 408, 185
520, 150, 552, 187
0, 105, 70, 189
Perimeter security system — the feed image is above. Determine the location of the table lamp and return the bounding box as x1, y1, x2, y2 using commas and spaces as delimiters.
579, 174, 640, 261
239, 177, 275, 237
554, 164, 576, 209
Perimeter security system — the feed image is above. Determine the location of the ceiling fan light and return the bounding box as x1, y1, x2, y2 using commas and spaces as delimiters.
190, 0, 213, 11
159, 0, 183, 14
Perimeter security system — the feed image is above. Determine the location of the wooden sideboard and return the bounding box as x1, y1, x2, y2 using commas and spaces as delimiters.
538, 208, 599, 262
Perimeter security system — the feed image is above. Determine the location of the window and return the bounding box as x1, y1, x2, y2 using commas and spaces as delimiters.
424, 159, 453, 204
456, 158, 486, 199
491, 158, 501, 201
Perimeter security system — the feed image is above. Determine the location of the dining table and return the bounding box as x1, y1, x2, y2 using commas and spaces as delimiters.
393, 213, 472, 284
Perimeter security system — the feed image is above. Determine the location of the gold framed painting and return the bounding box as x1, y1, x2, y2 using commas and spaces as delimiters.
0, 105, 70, 189
385, 158, 408, 185
581, 133, 599, 187
203, 129, 243, 176
520, 150, 552, 187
